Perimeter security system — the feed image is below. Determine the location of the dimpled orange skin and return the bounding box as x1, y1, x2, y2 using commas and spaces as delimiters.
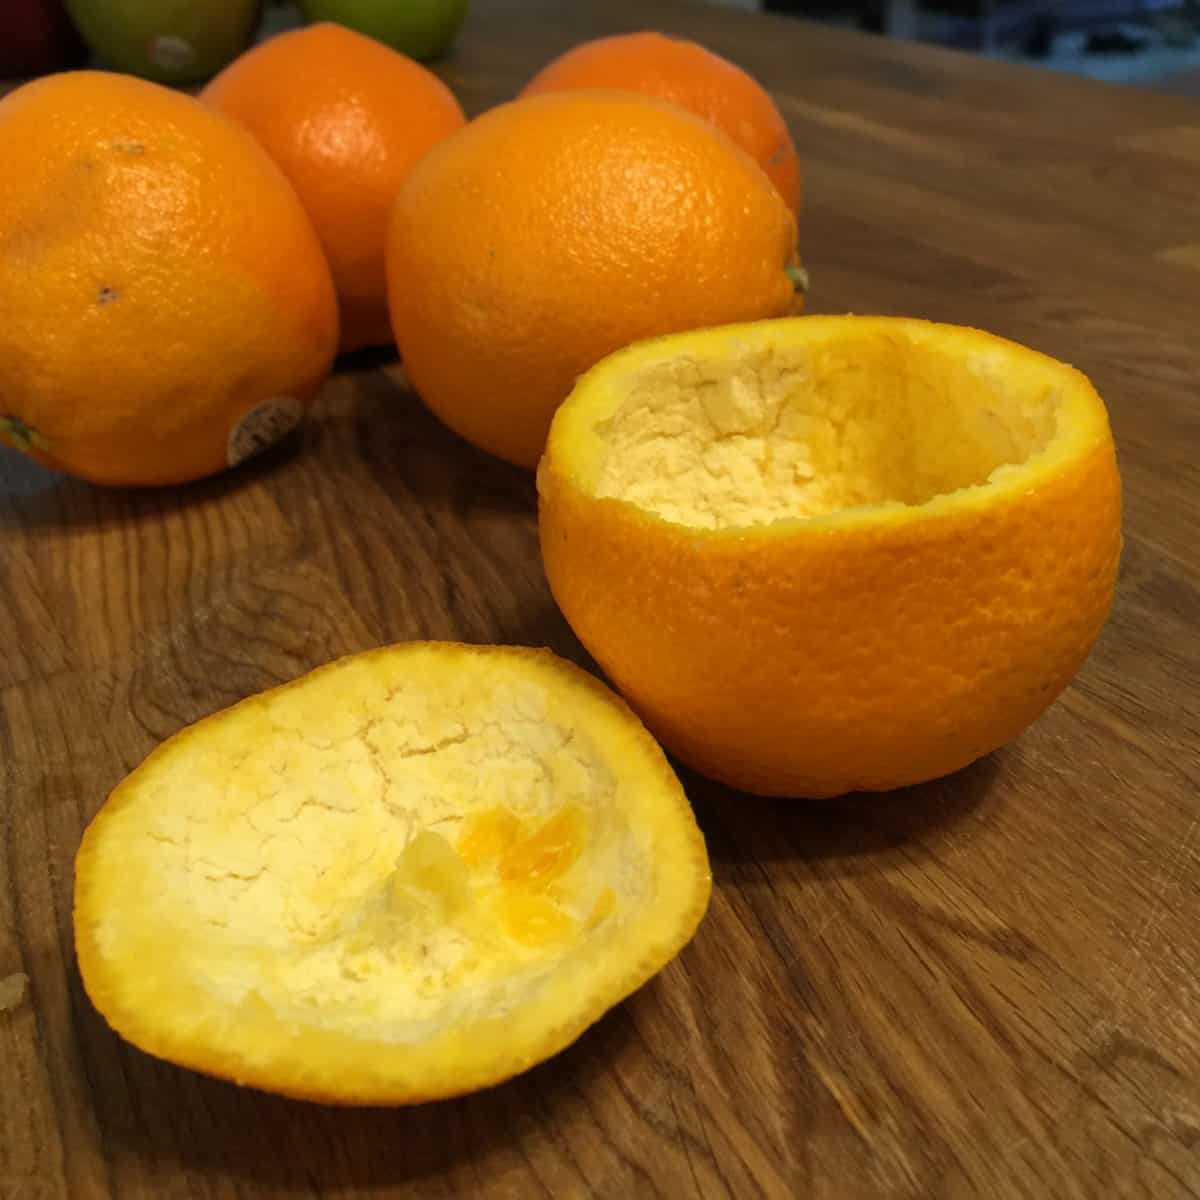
521, 32, 801, 213
538, 319, 1123, 799
202, 23, 465, 352
0, 72, 338, 486
386, 90, 799, 469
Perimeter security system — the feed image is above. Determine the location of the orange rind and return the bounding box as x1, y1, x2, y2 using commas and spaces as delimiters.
539, 316, 1122, 797
75, 643, 710, 1104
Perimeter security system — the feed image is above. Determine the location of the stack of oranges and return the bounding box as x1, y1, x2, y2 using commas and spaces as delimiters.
0, 26, 804, 481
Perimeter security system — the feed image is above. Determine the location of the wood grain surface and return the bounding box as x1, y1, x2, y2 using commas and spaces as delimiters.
4, 2, 1200, 1196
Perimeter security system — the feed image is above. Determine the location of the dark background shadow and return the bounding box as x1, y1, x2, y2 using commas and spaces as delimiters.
0, 357, 538, 535
0, 428, 305, 533
684, 753, 1002, 882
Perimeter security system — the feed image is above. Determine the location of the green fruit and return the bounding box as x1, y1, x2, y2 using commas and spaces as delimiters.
65, 0, 263, 84
298, 0, 468, 61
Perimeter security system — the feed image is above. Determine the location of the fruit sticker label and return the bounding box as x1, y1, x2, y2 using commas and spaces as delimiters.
227, 398, 303, 467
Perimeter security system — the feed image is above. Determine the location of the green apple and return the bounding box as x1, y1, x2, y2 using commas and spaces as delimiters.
298, 0, 468, 60
65, 0, 264, 84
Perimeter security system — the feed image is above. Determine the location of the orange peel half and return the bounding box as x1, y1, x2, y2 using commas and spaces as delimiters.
539, 316, 1122, 798
75, 643, 711, 1104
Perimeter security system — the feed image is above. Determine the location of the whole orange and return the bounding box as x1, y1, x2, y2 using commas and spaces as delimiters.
0, 71, 338, 487
539, 317, 1122, 798
386, 90, 801, 469
203, 23, 465, 353
521, 32, 801, 212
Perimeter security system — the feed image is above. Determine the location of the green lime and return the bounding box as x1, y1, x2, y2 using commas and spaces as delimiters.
298, 0, 468, 61
65, 0, 263, 84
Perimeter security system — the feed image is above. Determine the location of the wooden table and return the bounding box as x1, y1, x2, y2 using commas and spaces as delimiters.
4, 3, 1200, 1196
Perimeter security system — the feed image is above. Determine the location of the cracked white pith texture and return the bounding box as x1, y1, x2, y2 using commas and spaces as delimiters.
593, 336, 1063, 529
96, 660, 653, 1043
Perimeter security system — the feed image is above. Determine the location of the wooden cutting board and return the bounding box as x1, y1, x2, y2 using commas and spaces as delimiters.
3, 2, 1199, 1196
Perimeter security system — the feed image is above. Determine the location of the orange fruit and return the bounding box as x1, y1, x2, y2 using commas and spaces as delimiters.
521, 31, 801, 212
203, 23, 466, 353
75, 642, 711, 1104
387, 90, 802, 469
538, 317, 1122, 799
0, 71, 338, 487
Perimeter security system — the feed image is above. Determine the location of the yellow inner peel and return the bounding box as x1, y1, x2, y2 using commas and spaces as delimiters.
96, 660, 654, 1043
592, 328, 1064, 529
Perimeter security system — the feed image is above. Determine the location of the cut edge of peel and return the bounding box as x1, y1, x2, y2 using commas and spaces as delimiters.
539, 315, 1115, 539
74, 913, 712, 1106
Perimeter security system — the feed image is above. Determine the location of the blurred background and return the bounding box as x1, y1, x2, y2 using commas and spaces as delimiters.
4, 0, 1200, 93
732, 0, 1200, 88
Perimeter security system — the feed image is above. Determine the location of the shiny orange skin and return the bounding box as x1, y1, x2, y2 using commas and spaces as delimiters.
0, 71, 338, 487
203, 23, 466, 352
521, 31, 800, 212
386, 90, 799, 469
538, 318, 1123, 799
